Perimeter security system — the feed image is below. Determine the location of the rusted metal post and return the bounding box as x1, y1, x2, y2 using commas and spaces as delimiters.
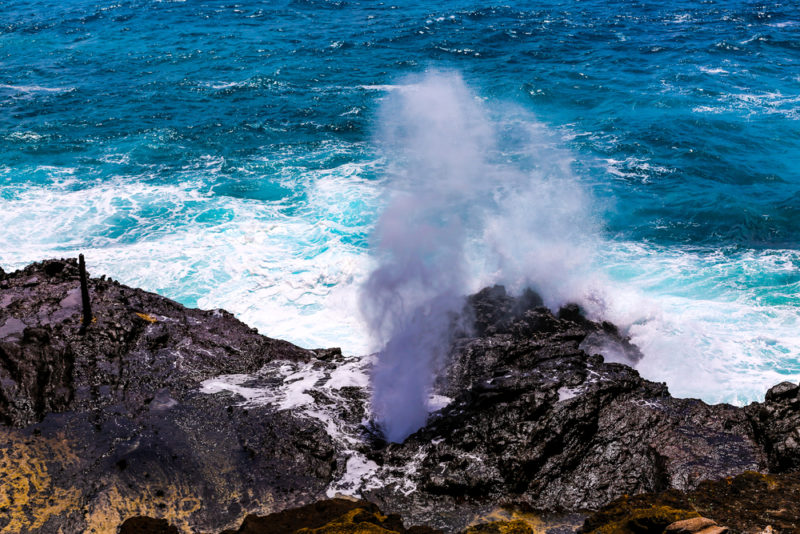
79, 254, 92, 331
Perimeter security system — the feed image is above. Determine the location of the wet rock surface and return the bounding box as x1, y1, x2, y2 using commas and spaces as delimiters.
0, 260, 798, 533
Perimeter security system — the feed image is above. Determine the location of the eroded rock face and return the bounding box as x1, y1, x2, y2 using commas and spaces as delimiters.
747, 381, 800, 472
0, 324, 74, 426
0, 259, 312, 426
0, 261, 796, 533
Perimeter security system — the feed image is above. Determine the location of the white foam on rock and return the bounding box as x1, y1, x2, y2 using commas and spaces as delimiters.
279, 365, 326, 410
428, 394, 453, 412
200, 374, 280, 406
327, 360, 371, 389
200, 354, 390, 498
199, 352, 458, 498
557, 386, 581, 402
326, 453, 382, 498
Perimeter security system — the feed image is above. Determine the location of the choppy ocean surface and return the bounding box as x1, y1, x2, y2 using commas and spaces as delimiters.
2, 0, 799, 405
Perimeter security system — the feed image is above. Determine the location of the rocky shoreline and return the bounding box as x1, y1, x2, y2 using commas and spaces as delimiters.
1, 259, 798, 533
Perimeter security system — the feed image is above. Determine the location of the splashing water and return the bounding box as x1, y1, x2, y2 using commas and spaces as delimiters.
361, 72, 487, 442
362, 72, 599, 441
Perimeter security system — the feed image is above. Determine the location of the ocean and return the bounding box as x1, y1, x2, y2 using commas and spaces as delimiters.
2, 0, 799, 405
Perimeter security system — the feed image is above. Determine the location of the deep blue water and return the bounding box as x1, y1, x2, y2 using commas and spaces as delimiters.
2, 0, 799, 403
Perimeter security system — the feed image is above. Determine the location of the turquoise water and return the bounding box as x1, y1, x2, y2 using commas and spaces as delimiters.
2, 0, 799, 404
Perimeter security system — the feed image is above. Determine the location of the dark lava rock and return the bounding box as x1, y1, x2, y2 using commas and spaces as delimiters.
119, 516, 179, 534
0, 259, 344, 533
221, 498, 374, 534
0, 260, 797, 533
464, 522, 536, 534
130, 498, 536, 534
364, 285, 767, 530
747, 381, 800, 473
0, 258, 311, 427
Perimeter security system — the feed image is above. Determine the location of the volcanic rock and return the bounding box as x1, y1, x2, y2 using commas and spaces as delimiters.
0, 260, 797, 533
0, 259, 345, 532
220, 498, 441, 534
119, 517, 180, 534
364, 285, 765, 529
746, 381, 800, 472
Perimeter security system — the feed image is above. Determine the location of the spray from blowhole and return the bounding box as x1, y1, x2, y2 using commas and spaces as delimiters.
361, 70, 598, 443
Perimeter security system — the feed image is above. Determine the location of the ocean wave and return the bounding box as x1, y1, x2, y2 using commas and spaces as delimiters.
592, 243, 800, 405
693, 91, 800, 119
0, 84, 74, 94
698, 66, 729, 75
0, 159, 382, 354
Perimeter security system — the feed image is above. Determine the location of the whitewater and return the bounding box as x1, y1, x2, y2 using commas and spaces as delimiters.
2, 0, 799, 406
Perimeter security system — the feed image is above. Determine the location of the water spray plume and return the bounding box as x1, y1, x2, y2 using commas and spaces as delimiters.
362, 70, 598, 442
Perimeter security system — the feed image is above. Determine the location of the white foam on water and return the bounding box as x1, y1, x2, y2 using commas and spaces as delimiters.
692, 105, 725, 114
669, 14, 692, 24
584, 242, 800, 405
603, 157, 674, 183
699, 66, 729, 75
691, 90, 800, 119
0, 160, 380, 354
359, 84, 407, 92
5, 131, 45, 142
769, 21, 798, 28
0, 84, 74, 94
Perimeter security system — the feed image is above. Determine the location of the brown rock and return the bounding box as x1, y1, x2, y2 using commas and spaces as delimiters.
220, 498, 441, 534
582, 471, 800, 534
666, 517, 717, 533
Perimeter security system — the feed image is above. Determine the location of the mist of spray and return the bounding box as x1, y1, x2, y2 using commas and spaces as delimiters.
478, 118, 600, 310
361, 71, 598, 442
